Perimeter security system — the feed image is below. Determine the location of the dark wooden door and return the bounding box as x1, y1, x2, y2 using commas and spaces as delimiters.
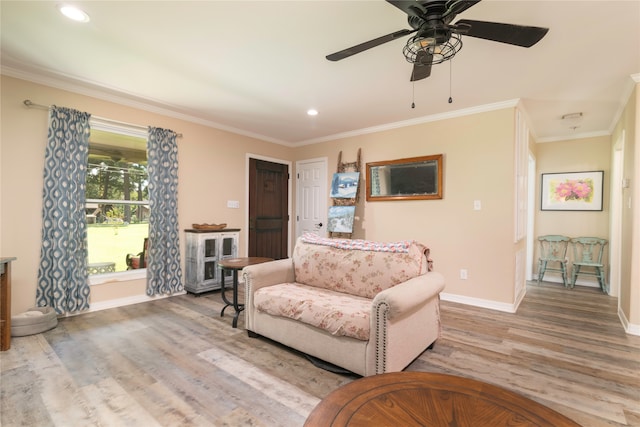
248, 158, 289, 259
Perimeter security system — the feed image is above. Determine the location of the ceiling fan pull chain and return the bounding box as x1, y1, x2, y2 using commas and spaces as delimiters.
411, 81, 416, 109
448, 60, 453, 104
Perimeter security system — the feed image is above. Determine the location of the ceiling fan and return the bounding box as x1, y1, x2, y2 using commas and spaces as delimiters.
326, 0, 549, 82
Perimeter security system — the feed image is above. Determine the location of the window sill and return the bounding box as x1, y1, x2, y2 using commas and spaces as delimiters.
89, 269, 146, 286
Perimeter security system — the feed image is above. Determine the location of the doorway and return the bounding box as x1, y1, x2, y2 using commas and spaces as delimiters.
609, 131, 625, 297
247, 156, 291, 259
295, 158, 328, 239
526, 153, 536, 281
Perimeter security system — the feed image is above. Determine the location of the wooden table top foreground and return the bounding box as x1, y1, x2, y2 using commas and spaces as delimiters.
304, 372, 581, 427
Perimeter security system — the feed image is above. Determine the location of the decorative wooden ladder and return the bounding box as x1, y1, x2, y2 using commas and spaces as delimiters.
329, 148, 361, 239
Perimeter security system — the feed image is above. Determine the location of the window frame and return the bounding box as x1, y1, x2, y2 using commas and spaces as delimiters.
87, 118, 149, 285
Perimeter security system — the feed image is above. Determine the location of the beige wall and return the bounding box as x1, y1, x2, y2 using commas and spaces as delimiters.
632, 84, 640, 328
612, 83, 639, 327
2, 75, 638, 333
294, 108, 522, 307
533, 136, 611, 283
532, 82, 639, 332
0, 76, 293, 314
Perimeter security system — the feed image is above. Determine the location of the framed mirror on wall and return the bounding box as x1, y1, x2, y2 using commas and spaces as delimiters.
366, 154, 443, 201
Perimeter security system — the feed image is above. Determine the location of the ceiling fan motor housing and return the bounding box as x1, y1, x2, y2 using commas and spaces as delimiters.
404, 1, 460, 64
326, 0, 549, 82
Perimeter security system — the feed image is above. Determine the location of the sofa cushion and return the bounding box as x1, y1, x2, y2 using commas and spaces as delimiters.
292, 234, 430, 299
254, 282, 371, 341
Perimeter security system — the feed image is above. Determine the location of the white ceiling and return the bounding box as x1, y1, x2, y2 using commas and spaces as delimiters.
1, 1, 639, 146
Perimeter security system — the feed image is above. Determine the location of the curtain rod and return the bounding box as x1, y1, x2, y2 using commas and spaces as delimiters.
22, 99, 183, 138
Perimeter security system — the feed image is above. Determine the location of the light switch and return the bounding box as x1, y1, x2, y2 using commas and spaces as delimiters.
227, 200, 240, 209
473, 200, 481, 210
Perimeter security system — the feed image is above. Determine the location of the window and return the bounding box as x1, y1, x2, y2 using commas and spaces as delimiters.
86, 123, 149, 275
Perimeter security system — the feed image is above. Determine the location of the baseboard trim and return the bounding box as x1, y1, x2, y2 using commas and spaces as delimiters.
514, 285, 527, 312
533, 273, 602, 289
62, 291, 187, 317
618, 306, 640, 336
440, 293, 517, 313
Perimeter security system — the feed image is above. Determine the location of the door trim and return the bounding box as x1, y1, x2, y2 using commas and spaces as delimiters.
245, 154, 292, 257
526, 153, 536, 281
609, 131, 625, 297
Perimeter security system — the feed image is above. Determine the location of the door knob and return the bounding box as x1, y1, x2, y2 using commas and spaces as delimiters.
316, 222, 323, 227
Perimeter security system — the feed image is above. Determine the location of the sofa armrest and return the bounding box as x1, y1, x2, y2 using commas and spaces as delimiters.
372, 271, 445, 320
242, 258, 295, 292
369, 271, 445, 374
243, 258, 295, 333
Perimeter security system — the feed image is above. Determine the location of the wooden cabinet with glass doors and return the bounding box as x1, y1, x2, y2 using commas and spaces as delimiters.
185, 229, 239, 294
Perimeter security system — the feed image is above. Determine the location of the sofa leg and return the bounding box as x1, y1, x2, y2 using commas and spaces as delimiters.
247, 330, 260, 338
427, 341, 436, 350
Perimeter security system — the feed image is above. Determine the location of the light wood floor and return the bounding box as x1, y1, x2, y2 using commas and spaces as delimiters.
1, 282, 638, 427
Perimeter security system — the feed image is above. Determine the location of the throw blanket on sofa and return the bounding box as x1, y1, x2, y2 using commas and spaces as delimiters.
302, 233, 411, 253
301, 233, 433, 271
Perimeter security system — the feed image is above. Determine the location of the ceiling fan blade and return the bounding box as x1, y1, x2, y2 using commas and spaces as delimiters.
410, 51, 432, 81
443, 0, 481, 19
326, 28, 416, 61
456, 19, 549, 47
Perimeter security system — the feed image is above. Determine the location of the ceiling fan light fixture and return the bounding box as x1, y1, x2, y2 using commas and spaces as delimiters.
403, 33, 462, 65
416, 37, 436, 49
562, 112, 583, 130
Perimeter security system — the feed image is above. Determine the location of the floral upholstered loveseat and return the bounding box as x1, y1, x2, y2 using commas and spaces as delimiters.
243, 234, 445, 376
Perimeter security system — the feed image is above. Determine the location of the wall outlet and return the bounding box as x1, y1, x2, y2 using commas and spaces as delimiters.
460, 269, 468, 280
473, 200, 482, 210
227, 200, 240, 209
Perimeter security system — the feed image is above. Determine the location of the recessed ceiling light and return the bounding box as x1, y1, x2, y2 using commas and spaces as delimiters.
307, 109, 318, 116
58, 4, 90, 23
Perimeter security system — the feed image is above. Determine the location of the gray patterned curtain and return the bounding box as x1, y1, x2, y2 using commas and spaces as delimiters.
36, 106, 91, 314
146, 127, 183, 295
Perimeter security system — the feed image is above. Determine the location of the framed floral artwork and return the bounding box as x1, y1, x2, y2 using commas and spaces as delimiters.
541, 171, 604, 211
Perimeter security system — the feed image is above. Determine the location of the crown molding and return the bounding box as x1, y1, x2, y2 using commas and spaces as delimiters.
5, 61, 522, 147
604, 73, 640, 137
296, 99, 521, 146
535, 73, 638, 144
536, 130, 611, 144
5, 59, 632, 148
1, 63, 290, 146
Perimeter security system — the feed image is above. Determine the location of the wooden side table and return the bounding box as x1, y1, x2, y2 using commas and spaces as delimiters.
1, 257, 16, 351
305, 372, 580, 427
219, 257, 273, 328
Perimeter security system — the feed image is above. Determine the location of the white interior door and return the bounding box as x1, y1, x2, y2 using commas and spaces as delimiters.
296, 158, 327, 238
